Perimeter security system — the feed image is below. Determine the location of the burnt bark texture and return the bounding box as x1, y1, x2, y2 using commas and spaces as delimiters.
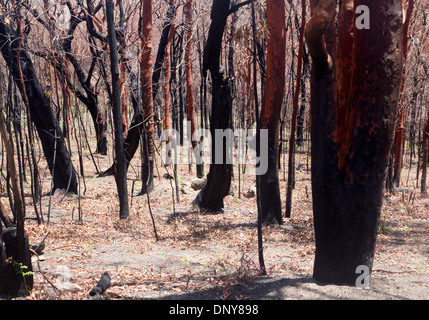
0, 19, 78, 194
140, 0, 155, 194
258, 0, 286, 225
0, 225, 33, 297
285, 0, 306, 219
63, 2, 108, 155
106, 0, 129, 220
185, 0, 204, 178
306, 0, 403, 285
192, 0, 233, 212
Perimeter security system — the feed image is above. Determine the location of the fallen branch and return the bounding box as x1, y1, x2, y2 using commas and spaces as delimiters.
88, 272, 111, 299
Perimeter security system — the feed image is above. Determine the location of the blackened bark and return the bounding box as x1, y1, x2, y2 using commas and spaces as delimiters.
152, 1, 177, 102
185, 0, 204, 178
140, 0, 155, 195
285, 0, 306, 219
192, 76, 233, 211
106, 0, 129, 220
62, 4, 108, 155
258, 0, 286, 225
306, 0, 403, 285
296, 46, 309, 147
192, 0, 233, 212
0, 21, 78, 194
0, 225, 33, 297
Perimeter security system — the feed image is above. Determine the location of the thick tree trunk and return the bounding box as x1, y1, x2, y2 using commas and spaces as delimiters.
192, 0, 233, 212
258, 0, 286, 225
0, 21, 78, 194
306, 0, 403, 285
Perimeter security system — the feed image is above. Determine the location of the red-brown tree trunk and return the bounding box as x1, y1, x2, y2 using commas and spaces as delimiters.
140, 0, 155, 194
258, 0, 286, 225
285, 0, 306, 219
185, 0, 203, 178
392, 0, 414, 187
163, 17, 175, 166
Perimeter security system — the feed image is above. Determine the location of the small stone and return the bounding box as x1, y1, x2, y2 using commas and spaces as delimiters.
191, 178, 206, 191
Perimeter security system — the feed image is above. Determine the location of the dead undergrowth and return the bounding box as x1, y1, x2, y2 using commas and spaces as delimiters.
2, 147, 428, 300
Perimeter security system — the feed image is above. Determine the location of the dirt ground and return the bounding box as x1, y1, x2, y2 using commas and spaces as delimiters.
6, 144, 429, 300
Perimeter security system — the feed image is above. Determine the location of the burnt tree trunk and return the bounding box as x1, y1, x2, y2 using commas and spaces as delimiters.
185, 0, 204, 178
63, 3, 108, 155
285, 0, 306, 219
163, 16, 175, 166
106, 0, 129, 220
306, 0, 402, 285
152, 1, 177, 102
258, 0, 286, 225
192, 0, 234, 212
140, 0, 155, 194
100, 0, 177, 177
306, 0, 403, 285
0, 20, 78, 194
296, 45, 309, 147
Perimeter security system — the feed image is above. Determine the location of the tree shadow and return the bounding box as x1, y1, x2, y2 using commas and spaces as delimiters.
155, 275, 413, 300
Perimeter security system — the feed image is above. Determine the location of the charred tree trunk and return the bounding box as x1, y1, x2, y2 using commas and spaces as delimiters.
185, 0, 204, 178
106, 0, 129, 220
100, 0, 177, 177
306, 0, 403, 285
0, 20, 78, 194
192, 0, 235, 212
258, 0, 286, 225
296, 45, 309, 147
163, 19, 175, 166
152, 1, 177, 102
62, 3, 108, 155
285, 0, 306, 219
140, 0, 155, 194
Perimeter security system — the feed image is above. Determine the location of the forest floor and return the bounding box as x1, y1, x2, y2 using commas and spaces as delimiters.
10, 145, 429, 300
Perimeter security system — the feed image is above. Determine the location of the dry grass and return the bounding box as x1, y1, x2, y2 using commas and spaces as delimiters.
2, 140, 427, 300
